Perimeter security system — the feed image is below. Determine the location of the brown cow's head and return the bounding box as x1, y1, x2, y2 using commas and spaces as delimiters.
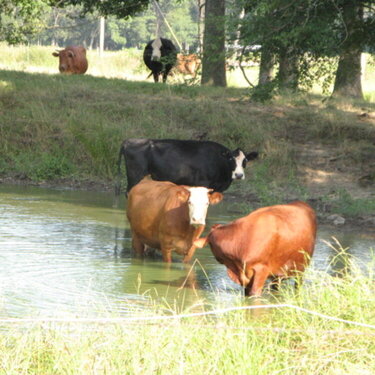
177, 187, 223, 226
52, 49, 76, 73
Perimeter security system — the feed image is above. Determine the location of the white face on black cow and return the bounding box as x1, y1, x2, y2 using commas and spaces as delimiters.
151, 38, 162, 61
232, 150, 246, 180
186, 187, 211, 226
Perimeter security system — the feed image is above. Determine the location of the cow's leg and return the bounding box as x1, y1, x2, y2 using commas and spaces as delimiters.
162, 67, 171, 83
245, 264, 269, 297
161, 249, 172, 263
183, 226, 205, 263
132, 233, 146, 256
153, 71, 159, 82
160, 242, 173, 262
183, 246, 196, 263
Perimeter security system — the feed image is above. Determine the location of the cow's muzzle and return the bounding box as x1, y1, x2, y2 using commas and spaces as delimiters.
234, 173, 244, 180
190, 219, 205, 227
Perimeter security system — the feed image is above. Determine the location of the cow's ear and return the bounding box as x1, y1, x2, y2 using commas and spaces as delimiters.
194, 237, 208, 248
209, 192, 223, 205
222, 150, 232, 158
177, 188, 190, 202
52, 52, 59, 57
246, 151, 258, 161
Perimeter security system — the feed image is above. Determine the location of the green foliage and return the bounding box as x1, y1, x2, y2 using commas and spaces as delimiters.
298, 55, 338, 95
32, 0, 197, 50
233, 0, 375, 95
12, 151, 75, 181
53, 0, 150, 19
0, 0, 49, 44
325, 189, 375, 217
250, 81, 277, 102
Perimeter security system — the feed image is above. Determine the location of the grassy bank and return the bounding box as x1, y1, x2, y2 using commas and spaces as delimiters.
1, 252, 374, 374
0, 45, 375, 218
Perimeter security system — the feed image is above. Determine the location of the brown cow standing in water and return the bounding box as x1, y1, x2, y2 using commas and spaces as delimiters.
175, 54, 201, 77
127, 177, 223, 263
52, 46, 88, 74
194, 201, 317, 296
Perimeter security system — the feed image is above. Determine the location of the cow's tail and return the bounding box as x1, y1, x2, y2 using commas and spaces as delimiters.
115, 143, 126, 197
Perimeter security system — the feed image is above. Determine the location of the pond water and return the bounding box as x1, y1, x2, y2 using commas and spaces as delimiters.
0, 184, 373, 318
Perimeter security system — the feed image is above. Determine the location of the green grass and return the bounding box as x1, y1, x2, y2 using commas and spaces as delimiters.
0, 45, 374, 215
0, 250, 374, 374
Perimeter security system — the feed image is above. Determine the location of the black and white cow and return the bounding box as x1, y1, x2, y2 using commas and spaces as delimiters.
143, 37, 177, 83
115, 138, 258, 195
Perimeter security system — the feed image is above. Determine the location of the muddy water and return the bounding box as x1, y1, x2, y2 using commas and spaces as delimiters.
0, 184, 373, 318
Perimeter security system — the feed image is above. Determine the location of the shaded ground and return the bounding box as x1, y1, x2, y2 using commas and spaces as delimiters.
296, 142, 374, 199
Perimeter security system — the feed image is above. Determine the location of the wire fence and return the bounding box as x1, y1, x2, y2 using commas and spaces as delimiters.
0, 303, 374, 330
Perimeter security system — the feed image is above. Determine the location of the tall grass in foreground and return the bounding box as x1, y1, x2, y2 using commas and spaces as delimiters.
1, 250, 374, 375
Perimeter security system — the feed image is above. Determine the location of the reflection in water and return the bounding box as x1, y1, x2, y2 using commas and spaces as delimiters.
0, 184, 373, 318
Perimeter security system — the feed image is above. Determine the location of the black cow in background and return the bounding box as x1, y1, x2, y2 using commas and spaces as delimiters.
115, 138, 259, 195
143, 37, 177, 83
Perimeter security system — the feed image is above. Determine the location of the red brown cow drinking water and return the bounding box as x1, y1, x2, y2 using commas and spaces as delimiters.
127, 177, 223, 263
52, 46, 88, 74
194, 201, 317, 296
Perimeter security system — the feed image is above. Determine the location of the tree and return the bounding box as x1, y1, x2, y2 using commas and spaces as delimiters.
48, 0, 200, 50
235, 0, 374, 98
201, 0, 226, 86
54, 0, 151, 19
53, 0, 231, 86
332, 0, 373, 98
0, 0, 49, 44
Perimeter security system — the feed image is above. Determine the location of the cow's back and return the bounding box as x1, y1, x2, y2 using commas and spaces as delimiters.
148, 139, 232, 190
69, 46, 88, 74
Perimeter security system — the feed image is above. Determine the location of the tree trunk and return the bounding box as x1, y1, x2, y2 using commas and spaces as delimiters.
153, 1, 163, 38
258, 46, 275, 85
278, 47, 299, 90
201, 0, 226, 87
197, 0, 205, 53
332, 1, 364, 98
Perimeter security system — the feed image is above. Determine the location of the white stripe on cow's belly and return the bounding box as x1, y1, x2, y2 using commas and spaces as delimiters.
186, 187, 210, 226
151, 38, 162, 61
232, 150, 246, 180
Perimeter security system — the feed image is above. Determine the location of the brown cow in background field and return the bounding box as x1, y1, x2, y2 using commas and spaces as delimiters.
175, 53, 201, 77
52, 46, 88, 74
195, 201, 317, 296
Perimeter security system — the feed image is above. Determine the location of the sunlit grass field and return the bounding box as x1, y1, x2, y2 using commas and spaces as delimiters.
0, 44, 374, 94
0, 43, 259, 86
